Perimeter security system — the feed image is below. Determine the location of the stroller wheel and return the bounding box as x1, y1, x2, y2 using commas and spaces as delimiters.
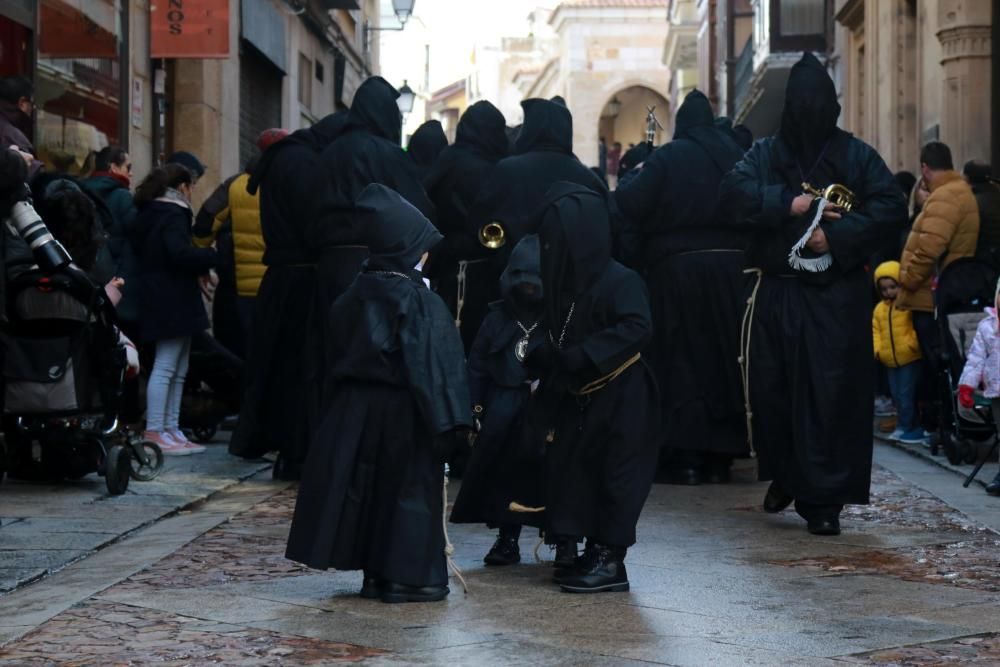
190, 425, 217, 444
130, 440, 164, 482
104, 445, 131, 495
944, 438, 965, 466
962, 441, 979, 465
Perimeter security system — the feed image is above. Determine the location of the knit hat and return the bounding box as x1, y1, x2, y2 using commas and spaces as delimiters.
166, 151, 206, 178
256, 128, 289, 152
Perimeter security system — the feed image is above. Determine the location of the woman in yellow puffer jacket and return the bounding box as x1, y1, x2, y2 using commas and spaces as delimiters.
872, 261, 925, 443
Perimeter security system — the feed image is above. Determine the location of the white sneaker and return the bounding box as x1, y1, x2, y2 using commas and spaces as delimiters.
167, 429, 207, 454
144, 430, 194, 457
887, 428, 905, 441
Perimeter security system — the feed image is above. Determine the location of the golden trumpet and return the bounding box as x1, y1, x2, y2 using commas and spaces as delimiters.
801, 182, 857, 212
479, 221, 506, 249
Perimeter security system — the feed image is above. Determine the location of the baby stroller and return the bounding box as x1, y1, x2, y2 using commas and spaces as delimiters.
179, 330, 243, 443
0, 266, 163, 495
934, 258, 999, 472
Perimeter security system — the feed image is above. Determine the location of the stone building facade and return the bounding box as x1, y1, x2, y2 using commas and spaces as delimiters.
0, 0, 381, 209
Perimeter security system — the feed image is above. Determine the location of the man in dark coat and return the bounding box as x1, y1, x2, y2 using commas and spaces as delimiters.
286, 184, 470, 604
616, 89, 749, 485
228, 111, 347, 479
720, 53, 907, 535
407, 119, 448, 178
0, 77, 41, 178
424, 100, 509, 351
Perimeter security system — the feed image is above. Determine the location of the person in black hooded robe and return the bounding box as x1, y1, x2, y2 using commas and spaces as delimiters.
720, 53, 906, 535
467, 98, 608, 273
311, 77, 437, 436
616, 89, 749, 485
228, 111, 348, 478
286, 184, 471, 604
407, 119, 448, 179
526, 182, 659, 594
423, 101, 509, 352
450, 235, 546, 566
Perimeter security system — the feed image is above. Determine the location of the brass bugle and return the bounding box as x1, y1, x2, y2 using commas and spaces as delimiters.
801, 182, 856, 212
479, 221, 506, 249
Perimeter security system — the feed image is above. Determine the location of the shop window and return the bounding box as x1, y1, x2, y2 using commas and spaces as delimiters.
36, 0, 123, 175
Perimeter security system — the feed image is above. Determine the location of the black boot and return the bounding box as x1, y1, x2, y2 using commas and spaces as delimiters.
763, 482, 793, 513
360, 571, 382, 599
558, 544, 629, 593
552, 537, 578, 569
484, 526, 521, 566
380, 582, 450, 603
985, 471, 1000, 496
553, 540, 598, 583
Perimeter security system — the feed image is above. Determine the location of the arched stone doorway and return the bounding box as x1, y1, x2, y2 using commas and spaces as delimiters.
599, 86, 671, 152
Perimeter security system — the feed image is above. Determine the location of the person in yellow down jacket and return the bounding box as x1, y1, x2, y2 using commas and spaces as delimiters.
873, 260, 925, 444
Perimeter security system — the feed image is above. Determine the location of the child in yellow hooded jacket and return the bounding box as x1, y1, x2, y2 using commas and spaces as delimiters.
873, 261, 925, 443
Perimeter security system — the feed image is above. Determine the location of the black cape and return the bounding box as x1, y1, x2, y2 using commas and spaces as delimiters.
286, 184, 471, 585
407, 119, 448, 179
720, 53, 907, 505
529, 183, 659, 547
451, 235, 546, 527
615, 90, 749, 459
228, 112, 346, 464
424, 101, 510, 351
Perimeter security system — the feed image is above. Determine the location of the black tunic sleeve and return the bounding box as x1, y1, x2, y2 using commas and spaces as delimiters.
719, 139, 788, 231
399, 287, 473, 434
568, 266, 653, 376
467, 310, 499, 408
820, 140, 907, 271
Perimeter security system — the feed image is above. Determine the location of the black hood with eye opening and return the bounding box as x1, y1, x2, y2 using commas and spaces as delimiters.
779, 52, 841, 168
408, 120, 448, 168
346, 76, 403, 145
455, 100, 509, 162
356, 183, 442, 274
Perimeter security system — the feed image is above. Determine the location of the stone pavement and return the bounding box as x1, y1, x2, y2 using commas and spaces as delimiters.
0, 433, 270, 594
0, 443, 998, 665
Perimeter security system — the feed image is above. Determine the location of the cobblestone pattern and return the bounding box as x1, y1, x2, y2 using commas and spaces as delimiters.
849, 632, 1000, 665
0, 600, 384, 665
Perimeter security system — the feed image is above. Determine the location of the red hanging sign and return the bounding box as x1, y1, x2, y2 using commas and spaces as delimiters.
151, 0, 230, 59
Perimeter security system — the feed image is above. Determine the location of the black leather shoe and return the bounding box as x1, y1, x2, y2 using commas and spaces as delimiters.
360, 573, 381, 599
763, 482, 793, 513
553, 538, 578, 569
380, 582, 449, 604
664, 466, 702, 486
985, 473, 1000, 496
559, 545, 629, 593
807, 517, 841, 536
703, 464, 732, 484
484, 536, 521, 566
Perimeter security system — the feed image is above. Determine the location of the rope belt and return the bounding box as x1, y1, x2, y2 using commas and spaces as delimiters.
738, 268, 763, 457
453, 258, 490, 330
572, 353, 642, 396
442, 472, 468, 594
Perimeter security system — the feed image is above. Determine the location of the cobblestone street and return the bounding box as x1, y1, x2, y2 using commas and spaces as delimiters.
0, 441, 997, 665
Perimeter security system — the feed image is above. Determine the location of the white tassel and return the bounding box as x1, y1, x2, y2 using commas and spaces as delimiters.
788, 198, 834, 272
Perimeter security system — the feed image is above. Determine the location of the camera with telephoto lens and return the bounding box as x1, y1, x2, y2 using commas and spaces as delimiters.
4, 188, 72, 271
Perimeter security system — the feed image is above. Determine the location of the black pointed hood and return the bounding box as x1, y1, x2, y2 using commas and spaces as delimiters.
347, 76, 403, 145
248, 110, 348, 194
408, 120, 448, 168
673, 90, 714, 139
515, 98, 573, 155
779, 52, 841, 167
356, 184, 442, 274
455, 100, 509, 161
500, 234, 543, 302
537, 182, 611, 328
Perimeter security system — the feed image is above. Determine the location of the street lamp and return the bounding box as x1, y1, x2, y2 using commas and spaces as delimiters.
364, 0, 417, 52
604, 96, 623, 117
397, 80, 416, 114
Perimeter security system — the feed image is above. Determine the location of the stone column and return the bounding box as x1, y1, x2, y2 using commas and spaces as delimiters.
937, 0, 992, 165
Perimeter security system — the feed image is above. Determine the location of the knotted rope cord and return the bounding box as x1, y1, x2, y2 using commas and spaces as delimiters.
572, 353, 642, 396
442, 472, 468, 594
455, 261, 468, 329
738, 268, 763, 457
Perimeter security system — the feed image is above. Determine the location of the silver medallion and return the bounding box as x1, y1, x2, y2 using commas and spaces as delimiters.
515, 336, 530, 362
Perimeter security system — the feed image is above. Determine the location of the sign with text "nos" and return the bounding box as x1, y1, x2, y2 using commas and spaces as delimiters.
151, 0, 230, 59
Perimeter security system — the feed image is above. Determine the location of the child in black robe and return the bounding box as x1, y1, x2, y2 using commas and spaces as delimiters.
450, 235, 546, 566
285, 184, 472, 604
527, 182, 660, 594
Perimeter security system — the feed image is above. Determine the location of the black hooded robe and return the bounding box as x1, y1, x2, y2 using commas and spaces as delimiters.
450, 235, 546, 528
286, 185, 471, 587
467, 98, 610, 296
424, 101, 510, 352
407, 120, 448, 180
719, 54, 907, 512
615, 90, 749, 469
530, 184, 659, 548
228, 112, 347, 467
